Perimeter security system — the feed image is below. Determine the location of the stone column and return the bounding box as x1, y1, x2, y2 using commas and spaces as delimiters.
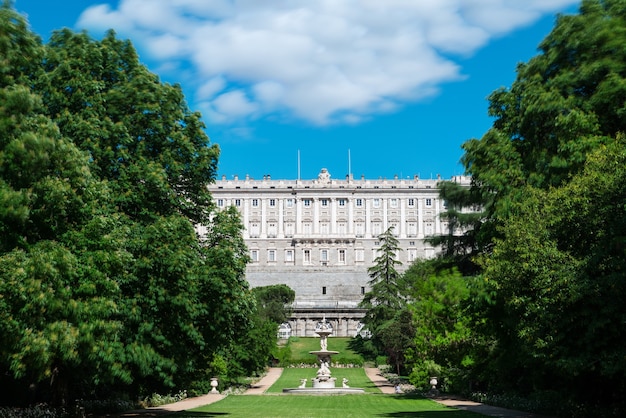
261, 197, 267, 238
330, 198, 337, 234
348, 198, 354, 234
296, 196, 302, 235
383, 198, 388, 231
313, 198, 319, 235
278, 198, 284, 237
418, 198, 424, 238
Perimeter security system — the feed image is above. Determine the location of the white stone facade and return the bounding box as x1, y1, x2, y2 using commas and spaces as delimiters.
206, 169, 471, 336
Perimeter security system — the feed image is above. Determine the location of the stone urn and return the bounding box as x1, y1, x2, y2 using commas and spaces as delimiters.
210, 377, 219, 394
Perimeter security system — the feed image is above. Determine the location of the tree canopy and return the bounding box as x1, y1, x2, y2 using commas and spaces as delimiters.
426, 0, 626, 412
0, 3, 264, 408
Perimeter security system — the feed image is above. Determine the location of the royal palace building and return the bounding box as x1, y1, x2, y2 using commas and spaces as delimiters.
205, 168, 471, 337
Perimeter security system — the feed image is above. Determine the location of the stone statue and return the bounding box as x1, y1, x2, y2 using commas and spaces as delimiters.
317, 360, 331, 377
299, 379, 307, 388
342, 378, 350, 388
320, 334, 328, 351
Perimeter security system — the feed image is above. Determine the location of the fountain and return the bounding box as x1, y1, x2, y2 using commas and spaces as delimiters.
283, 316, 364, 394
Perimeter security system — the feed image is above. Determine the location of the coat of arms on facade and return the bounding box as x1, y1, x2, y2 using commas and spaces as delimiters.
316, 168, 331, 184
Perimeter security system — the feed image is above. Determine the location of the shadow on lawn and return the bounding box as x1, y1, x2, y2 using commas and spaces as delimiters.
378, 414, 477, 417
374, 394, 482, 418
174, 412, 229, 417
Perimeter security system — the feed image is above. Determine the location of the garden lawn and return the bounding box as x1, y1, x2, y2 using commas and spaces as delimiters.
181, 394, 484, 417
265, 367, 379, 393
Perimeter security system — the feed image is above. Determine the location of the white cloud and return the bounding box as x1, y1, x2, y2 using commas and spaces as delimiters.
211, 89, 259, 121
197, 76, 227, 100
77, 0, 579, 125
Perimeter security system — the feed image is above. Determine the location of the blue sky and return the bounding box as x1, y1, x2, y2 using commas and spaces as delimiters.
18, 0, 579, 181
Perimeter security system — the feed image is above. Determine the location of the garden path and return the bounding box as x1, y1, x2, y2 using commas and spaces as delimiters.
111, 367, 554, 417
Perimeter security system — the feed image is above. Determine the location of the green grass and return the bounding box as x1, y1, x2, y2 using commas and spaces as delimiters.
265, 367, 380, 393
287, 337, 363, 365
179, 394, 484, 417
170, 338, 483, 417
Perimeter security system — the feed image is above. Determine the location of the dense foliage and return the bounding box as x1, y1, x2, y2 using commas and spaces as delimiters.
0, 3, 269, 409
418, 0, 626, 415
357, 1, 626, 415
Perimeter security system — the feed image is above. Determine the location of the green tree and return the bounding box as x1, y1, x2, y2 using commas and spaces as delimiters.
0, 4, 131, 405
0, 3, 258, 406
426, 180, 493, 275
39, 28, 219, 225
376, 308, 415, 375
481, 138, 626, 407
451, 0, 626, 260
402, 261, 477, 392
359, 226, 404, 353
33, 27, 256, 397
252, 284, 296, 325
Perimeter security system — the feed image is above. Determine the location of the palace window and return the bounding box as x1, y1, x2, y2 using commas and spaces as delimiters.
338, 249, 346, 264
235, 199, 241, 206
268, 223, 277, 237
321, 199, 329, 207
338, 199, 346, 206
373, 198, 381, 208
249, 223, 260, 238
425, 198, 432, 207
269, 199, 276, 207
252, 199, 259, 207
355, 222, 365, 237
303, 249, 311, 264
217, 199, 224, 207
268, 250, 276, 262
250, 250, 259, 262
356, 198, 363, 207
303, 199, 312, 207
408, 198, 415, 207
355, 249, 364, 262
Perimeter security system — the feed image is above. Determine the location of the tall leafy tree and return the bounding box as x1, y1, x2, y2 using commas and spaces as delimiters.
481, 138, 626, 408
423, 2, 626, 411
451, 0, 626, 259
31, 27, 258, 397
0, 3, 262, 407
0, 3, 129, 405
39, 28, 219, 225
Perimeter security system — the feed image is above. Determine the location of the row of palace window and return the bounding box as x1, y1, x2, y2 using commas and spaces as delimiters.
249, 247, 419, 264
217, 197, 435, 208
248, 221, 436, 238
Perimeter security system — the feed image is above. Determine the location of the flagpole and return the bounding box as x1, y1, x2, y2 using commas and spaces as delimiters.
348, 149, 351, 178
